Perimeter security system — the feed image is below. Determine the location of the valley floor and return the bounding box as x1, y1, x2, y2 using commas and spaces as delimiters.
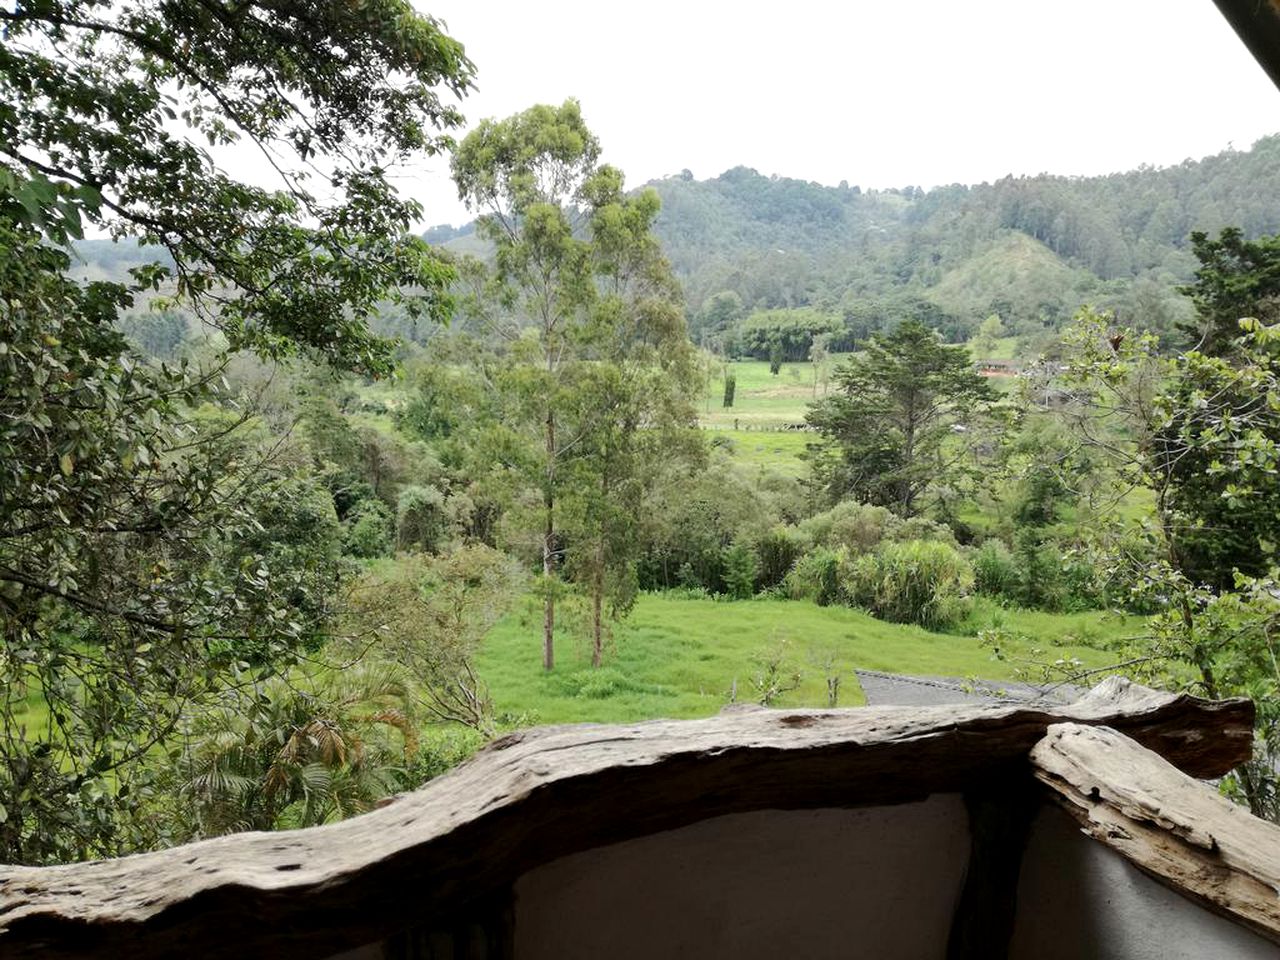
474, 594, 1129, 725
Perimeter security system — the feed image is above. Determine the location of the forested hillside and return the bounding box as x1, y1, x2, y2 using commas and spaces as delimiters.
75, 135, 1280, 355
416, 135, 1280, 354
649, 135, 1280, 349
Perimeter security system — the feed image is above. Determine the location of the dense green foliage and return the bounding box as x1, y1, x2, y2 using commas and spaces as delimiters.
645, 139, 1280, 349
0, 0, 472, 373
180, 664, 414, 836
807, 321, 996, 514
842, 540, 974, 631
735, 308, 843, 361
8, 0, 1280, 864
0, 0, 474, 863
1058, 308, 1280, 817
1179, 228, 1280, 354
448, 101, 702, 669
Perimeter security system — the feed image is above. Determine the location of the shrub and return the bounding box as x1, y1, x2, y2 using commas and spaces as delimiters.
1058, 550, 1103, 612
709, 433, 736, 454
754, 525, 809, 589
784, 548, 843, 605
675, 562, 701, 588
635, 456, 790, 592
343, 499, 394, 559
893, 516, 958, 548
401, 727, 488, 789
662, 583, 711, 600
1013, 529, 1064, 610
842, 539, 974, 629
722, 543, 759, 599
748, 638, 802, 706
396, 483, 447, 553
798, 501, 961, 556
799, 501, 898, 555
972, 539, 1020, 600
1012, 464, 1074, 527
1010, 530, 1101, 612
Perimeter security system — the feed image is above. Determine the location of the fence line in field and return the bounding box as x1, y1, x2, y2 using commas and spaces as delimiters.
702, 420, 813, 433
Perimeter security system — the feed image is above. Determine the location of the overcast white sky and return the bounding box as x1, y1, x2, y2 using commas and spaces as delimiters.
397, 0, 1279, 229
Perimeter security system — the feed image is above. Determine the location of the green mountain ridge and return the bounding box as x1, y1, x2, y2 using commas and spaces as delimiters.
73, 135, 1280, 351
645, 135, 1280, 344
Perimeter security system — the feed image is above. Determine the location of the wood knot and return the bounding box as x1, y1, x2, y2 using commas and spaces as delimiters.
488, 731, 526, 751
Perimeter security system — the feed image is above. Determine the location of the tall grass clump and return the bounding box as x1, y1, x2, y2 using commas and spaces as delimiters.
843, 539, 974, 629
783, 547, 842, 605
971, 539, 1020, 599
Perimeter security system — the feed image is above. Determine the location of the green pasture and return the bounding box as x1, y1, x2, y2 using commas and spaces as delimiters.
975, 336, 1021, 361
707, 429, 811, 476
702, 359, 824, 428
474, 593, 1131, 725
701, 359, 824, 476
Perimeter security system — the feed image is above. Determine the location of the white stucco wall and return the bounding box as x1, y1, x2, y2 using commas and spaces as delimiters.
1010, 805, 1280, 960
513, 794, 971, 960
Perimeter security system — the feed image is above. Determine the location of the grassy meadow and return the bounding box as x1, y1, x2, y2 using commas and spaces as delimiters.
703, 358, 824, 428
474, 593, 1131, 725
702, 358, 823, 475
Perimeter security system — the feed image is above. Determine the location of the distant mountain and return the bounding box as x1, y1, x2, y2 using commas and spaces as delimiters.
644, 135, 1280, 348
68, 238, 172, 283
76, 137, 1280, 356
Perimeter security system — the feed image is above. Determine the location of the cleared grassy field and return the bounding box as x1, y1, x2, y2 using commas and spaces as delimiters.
708, 429, 811, 476
976, 336, 1020, 361
700, 359, 825, 476
702, 359, 823, 428
474, 593, 1132, 725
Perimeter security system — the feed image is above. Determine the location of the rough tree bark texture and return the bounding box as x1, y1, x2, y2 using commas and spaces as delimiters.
0, 680, 1253, 960
1032, 721, 1280, 946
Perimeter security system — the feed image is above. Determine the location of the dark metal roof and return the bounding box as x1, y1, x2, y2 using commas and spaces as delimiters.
855, 669, 1082, 708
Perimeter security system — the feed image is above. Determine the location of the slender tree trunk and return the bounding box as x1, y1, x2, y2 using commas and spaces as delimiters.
542, 530, 555, 672
542, 409, 556, 672
591, 547, 605, 668
902, 429, 916, 514
901, 392, 917, 515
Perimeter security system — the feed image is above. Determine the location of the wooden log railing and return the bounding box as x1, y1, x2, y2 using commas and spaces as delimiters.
0, 678, 1256, 959
1032, 721, 1280, 946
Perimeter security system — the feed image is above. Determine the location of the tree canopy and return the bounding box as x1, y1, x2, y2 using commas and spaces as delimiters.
0, 0, 474, 863
1179, 227, 1280, 355
1061, 307, 1280, 817
449, 100, 702, 670
0, 0, 474, 372
806, 320, 996, 515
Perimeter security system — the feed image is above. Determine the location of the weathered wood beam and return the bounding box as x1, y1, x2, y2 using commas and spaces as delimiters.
1212, 0, 1280, 92
1032, 722, 1280, 946
0, 680, 1252, 960
945, 768, 1040, 960
382, 890, 513, 960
